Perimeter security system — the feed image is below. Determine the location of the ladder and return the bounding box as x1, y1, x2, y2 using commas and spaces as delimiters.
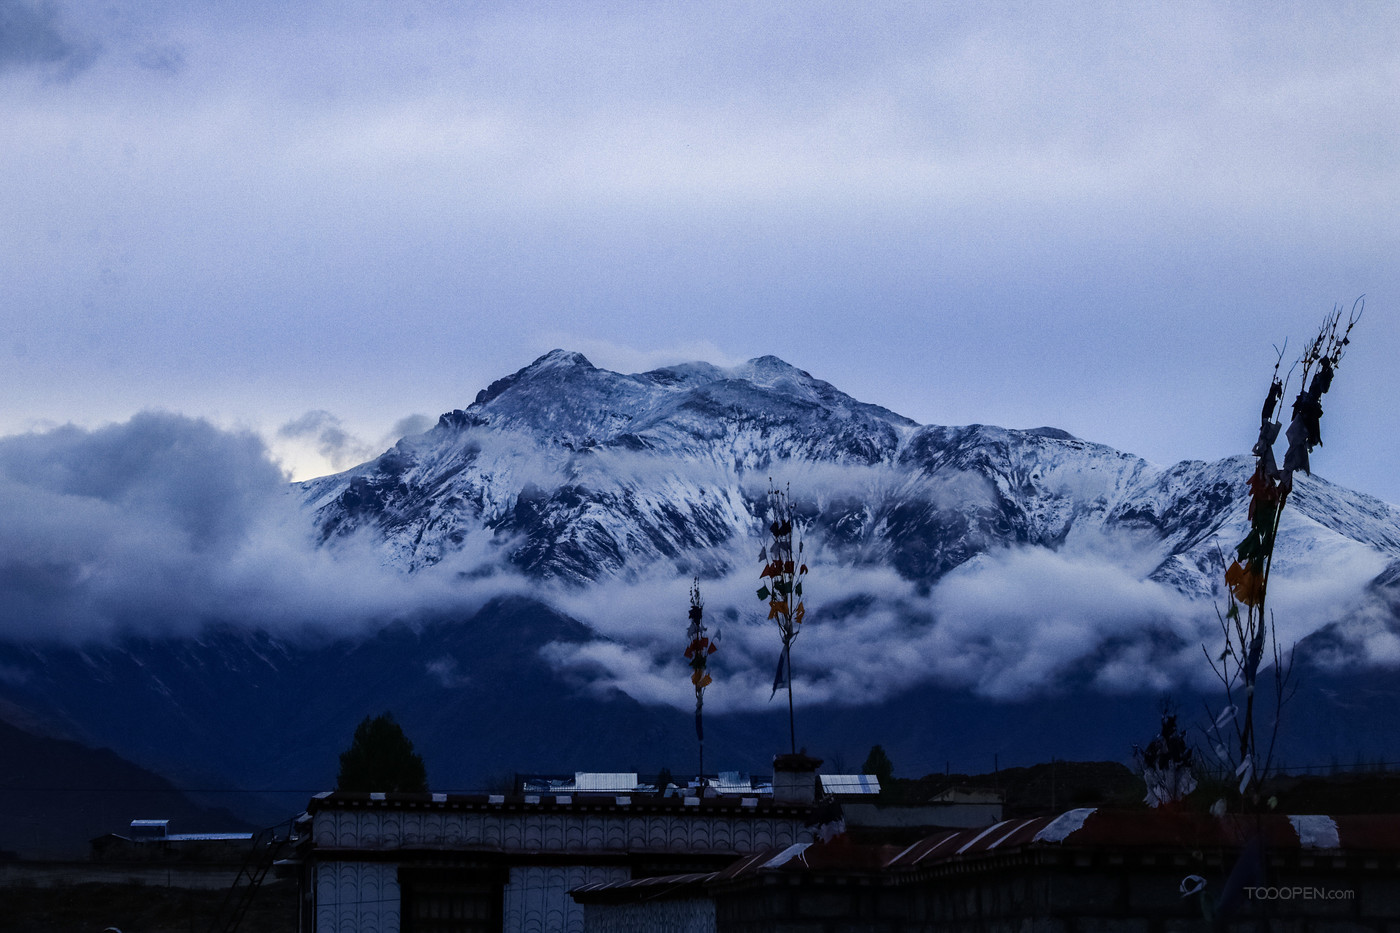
207, 817, 298, 933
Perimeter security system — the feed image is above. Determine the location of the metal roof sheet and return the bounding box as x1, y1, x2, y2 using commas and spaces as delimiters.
856, 809, 1400, 873
707, 772, 756, 793
304, 789, 812, 815
574, 772, 639, 792
1327, 814, 1400, 850
570, 871, 717, 903
819, 774, 881, 795
574, 809, 1400, 903
572, 871, 714, 894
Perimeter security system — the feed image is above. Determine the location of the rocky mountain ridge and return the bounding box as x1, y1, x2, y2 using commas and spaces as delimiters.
300, 349, 1400, 602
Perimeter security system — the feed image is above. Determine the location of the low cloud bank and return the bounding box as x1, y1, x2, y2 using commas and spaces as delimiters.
2, 412, 1393, 707
542, 542, 1216, 709
542, 529, 1392, 708
0, 412, 508, 642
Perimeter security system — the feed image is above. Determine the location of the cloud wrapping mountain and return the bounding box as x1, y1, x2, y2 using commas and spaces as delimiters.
2, 353, 1397, 712
293, 350, 1400, 706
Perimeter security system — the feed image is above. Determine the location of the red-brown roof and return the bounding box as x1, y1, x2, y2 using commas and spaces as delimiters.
570, 808, 1400, 902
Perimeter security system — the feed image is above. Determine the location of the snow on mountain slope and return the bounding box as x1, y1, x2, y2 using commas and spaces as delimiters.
300, 350, 920, 578
286, 349, 1400, 711
299, 350, 1400, 602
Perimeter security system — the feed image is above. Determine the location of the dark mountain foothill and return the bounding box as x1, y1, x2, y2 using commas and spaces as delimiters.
0, 718, 254, 858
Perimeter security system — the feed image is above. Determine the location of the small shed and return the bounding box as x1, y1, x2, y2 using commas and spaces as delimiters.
128, 819, 170, 840
90, 819, 254, 863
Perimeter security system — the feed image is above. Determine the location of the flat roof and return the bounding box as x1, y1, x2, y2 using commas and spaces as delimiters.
306, 790, 812, 815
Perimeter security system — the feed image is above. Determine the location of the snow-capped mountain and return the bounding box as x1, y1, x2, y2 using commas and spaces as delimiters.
299, 349, 1400, 606
5, 349, 1400, 828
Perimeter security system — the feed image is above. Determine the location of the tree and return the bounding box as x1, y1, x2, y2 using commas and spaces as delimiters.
336, 712, 429, 793
862, 745, 894, 789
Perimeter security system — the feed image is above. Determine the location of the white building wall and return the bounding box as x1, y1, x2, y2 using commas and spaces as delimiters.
503, 864, 630, 933
307, 802, 808, 933
314, 861, 400, 933
312, 807, 803, 854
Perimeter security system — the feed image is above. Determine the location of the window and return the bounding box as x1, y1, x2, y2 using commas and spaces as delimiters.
399, 867, 504, 933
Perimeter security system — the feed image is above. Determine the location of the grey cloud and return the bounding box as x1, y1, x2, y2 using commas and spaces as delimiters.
133, 41, 185, 75
520, 460, 1216, 707
276, 411, 434, 472
278, 410, 376, 470
0, 413, 286, 639
426, 656, 469, 688
0, 413, 499, 643
386, 414, 433, 443
0, 0, 100, 77
537, 526, 1350, 710
0, 411, 285, 551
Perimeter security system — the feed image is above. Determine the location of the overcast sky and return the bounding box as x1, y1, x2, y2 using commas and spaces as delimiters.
4, 0, 1397, 502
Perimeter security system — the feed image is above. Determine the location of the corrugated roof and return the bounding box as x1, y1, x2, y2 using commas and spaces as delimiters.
885, 816, 1059, 867
1327, 814, 1400, 850
571, 809, 1400, 903
574, 772, 639, 792
572, 872, 714, 896
818, 774, 881, 795
305, 789, 812, 815
856, 809, 1400, 872
570, 870, 722, 905
713, 850, 778, 882
707, 772, 756, 794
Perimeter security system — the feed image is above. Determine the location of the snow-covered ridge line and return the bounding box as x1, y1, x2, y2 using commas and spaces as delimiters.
296, 351, 1400, 612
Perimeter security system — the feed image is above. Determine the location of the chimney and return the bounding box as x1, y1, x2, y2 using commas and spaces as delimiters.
772, 752, 823, 805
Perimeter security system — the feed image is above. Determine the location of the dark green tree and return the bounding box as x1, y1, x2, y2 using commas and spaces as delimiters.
862, 744, 894, 789
336, 712, 429, 793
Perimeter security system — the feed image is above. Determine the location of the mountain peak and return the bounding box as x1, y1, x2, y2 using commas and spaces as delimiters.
1023, 426, 1078, 441
530, 349, 595, 371
473, 350, 596, 406
745, 354, 806, 373
730, 355, 818, 391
